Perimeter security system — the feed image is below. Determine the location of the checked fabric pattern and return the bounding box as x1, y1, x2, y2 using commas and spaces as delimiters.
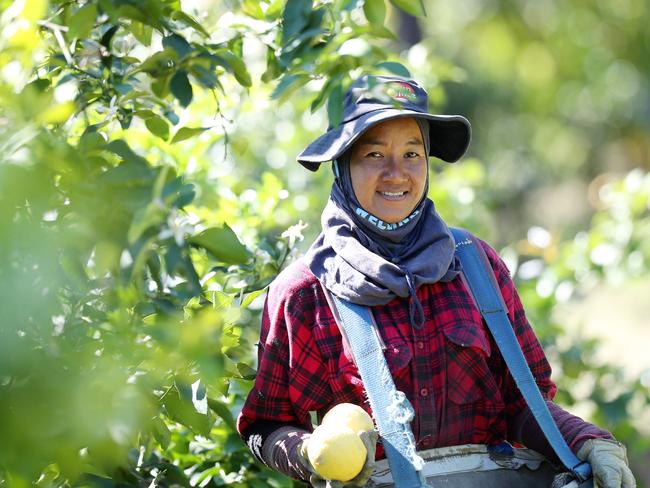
237, 238, 557, 457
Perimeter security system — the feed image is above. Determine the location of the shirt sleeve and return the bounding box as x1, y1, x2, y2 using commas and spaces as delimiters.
237, 265, 332, 442
237, 294, 311, 440
510, 400, 614, 460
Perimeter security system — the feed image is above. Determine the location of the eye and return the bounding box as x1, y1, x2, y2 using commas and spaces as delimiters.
404, 151, 420, 158
365, 151, 383, 158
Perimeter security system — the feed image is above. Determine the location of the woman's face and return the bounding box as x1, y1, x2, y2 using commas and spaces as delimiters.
349, 117, 427, 224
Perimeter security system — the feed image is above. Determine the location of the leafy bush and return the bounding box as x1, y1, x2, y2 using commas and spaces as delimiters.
0, 0, 425, 486
1, 0, 647, 486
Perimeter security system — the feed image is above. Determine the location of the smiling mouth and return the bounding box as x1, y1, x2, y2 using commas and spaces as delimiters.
379, 191, 408, 201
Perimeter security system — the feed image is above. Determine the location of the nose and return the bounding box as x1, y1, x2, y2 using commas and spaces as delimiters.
382, 155, 407, 181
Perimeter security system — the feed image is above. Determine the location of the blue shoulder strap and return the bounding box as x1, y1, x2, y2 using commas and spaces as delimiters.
449, 227, 592, 485
327, 292, 428, 488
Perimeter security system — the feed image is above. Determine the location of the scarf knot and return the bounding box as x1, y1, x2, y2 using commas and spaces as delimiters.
405, 270, 426, 329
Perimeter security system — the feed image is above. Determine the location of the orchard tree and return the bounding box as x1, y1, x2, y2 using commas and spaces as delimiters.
1, 0, 648, 486
0, 0, 430, 486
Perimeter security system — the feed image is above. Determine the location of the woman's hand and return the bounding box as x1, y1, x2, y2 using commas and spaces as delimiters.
298, 430, 378, 488
577, 439, 636, 488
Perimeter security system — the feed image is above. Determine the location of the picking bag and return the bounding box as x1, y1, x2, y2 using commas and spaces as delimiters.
367, 444, 588, 488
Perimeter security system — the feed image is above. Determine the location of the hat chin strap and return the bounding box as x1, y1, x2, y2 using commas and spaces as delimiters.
333, 160, 341, 178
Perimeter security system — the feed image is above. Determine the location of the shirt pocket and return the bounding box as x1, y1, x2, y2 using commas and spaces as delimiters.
443, 322, 499, 405
338, 337, 413, 388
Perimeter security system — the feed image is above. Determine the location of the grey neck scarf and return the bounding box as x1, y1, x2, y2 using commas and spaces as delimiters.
304, 119, 460, 328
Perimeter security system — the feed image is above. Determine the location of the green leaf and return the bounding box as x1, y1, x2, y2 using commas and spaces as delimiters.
115, 82, 133, 95
213, 50, 252, 87
128, 201, 166, 243
79, 132, 106, 152
26, 78, 50, 92
207, 398, 237, 431
271, 73, 310, 101
189, 226, 251, 264
121, 57, 141, 67
190, 62, 218, 89
99, 24, 118, 50
327, 78, 344, 128
133, 109, 156, 119
310, 75, 342, 113
281, 0, 313, 44
117, 4, 149, 24
104, 139, 149, 166
368, 23, 398, 39
171, 11, 210, 38
130, 21, 152, 45
161, 382, 213, 436
60, 251, 88, 289
151, 76, 170, 98
121, 89, 149, 103
137, 49, 178, 77
212, 291, 235, 311
164, 242, 183, 275
68, 3, 98, 40
261, 45, 281, 83
145, 115, 170, 140
221, 323, 241, 352
241, 0, 265, 19
151, 416, 171, 449
77, 474, 119, 488
375, 61, 411, 78
363, 0, 386, 25
279, 8, 325, 64
173, 183, 196, 208
93, 241, 120, 275
265, 0, 285, 19
236, 362, 257, 380
82, 120, 109, 135
179, 255, 203, 297
240, 287, 268, 308
389, 0, 426, 17
344, 0, 364, 11
162, 34, 192, 59
170, 70, 193, 107
99, 161, 153, 188
189, 466, 221, 487
171, 126, 210, 144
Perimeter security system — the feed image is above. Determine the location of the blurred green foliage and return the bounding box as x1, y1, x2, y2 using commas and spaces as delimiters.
0, 0, 648, 487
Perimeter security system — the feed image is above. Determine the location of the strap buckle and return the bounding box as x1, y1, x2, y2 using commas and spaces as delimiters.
570, 460, 592, 482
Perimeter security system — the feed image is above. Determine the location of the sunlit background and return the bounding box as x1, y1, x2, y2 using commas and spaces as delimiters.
1, 0, 648, 486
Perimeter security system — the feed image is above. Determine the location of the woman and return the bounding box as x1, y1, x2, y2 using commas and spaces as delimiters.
236, 75, 635, 487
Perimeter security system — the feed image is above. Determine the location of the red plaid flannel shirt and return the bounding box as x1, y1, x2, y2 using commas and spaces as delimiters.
237, 239, 557, 453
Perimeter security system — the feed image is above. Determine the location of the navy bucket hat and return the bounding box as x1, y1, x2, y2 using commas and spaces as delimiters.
297, 75, 471, 171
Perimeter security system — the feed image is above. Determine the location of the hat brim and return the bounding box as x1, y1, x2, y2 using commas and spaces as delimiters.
296, 109, 471, 171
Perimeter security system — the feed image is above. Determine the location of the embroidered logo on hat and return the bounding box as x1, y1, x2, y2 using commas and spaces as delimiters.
386, 82, 418, 103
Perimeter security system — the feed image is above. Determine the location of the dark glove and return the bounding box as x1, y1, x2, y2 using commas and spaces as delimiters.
577, 439, 636, 488
298, 430, 378, 488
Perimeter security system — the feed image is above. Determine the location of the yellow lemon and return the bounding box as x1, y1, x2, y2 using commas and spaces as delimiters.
322, 403, 374, 433
307, 425, 367, 481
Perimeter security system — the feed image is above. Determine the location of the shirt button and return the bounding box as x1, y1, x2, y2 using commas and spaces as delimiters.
417, 341, 425, 350
420, 388, 428, 397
